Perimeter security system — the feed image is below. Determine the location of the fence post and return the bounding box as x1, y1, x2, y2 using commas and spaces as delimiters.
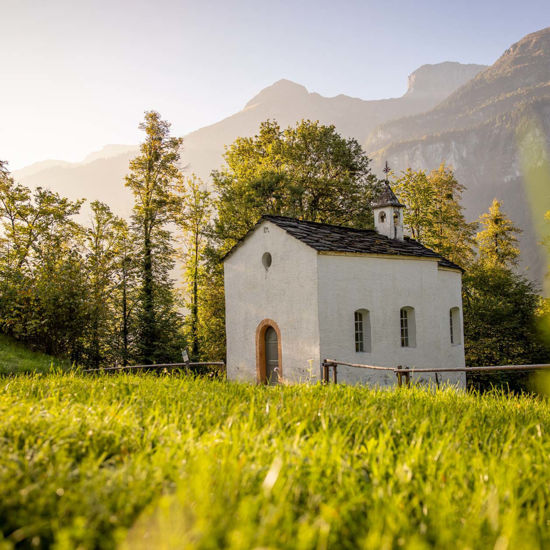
405, 366, 410, 388
332, 364, 338, 384
322, 360, 329, 384
396, 365, 403, 387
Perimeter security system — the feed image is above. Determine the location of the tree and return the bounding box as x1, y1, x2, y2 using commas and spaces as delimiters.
112, 222, 139, 366
174, 175, 212, 360
392, 168, 434, 241
462, 262, 550, 394
83, 202, 132, 367
476, 198, 521, 268
0, 168, 88, 360
202, 119, 382, 358
125, 111, 184, 363
213, 119, 381, 254
393, 163, 476, 267
463, 201, 549, 390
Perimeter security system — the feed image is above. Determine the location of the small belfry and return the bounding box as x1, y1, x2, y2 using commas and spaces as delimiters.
373, 161, 405, 240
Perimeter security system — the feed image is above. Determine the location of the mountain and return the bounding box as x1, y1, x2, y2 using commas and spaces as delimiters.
366, 27, 550, 283
13, 62, 485, 218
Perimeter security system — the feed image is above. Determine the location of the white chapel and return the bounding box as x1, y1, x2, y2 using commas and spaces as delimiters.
223, 183, 466, 387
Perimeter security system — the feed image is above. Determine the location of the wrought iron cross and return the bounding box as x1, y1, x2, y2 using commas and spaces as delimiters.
383, 160, 391, 181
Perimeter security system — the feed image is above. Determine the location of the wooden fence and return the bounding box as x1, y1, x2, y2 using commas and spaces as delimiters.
321, 359, 550, 387
83, 361, 225, 374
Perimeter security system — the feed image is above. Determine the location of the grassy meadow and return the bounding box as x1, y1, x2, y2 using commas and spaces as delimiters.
1, 370, 550, 550
0, 335, 71, 375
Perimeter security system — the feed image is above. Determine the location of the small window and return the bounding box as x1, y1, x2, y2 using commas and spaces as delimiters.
354, 309, 371, 352
262, 252, 272, 270
450, 307, 461, 345
379, 211, 386, 223
400, 307, 416, 348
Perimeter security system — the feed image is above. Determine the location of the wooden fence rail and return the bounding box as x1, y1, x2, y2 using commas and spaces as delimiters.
321, 359, 550, 387
83, 361, 225, 374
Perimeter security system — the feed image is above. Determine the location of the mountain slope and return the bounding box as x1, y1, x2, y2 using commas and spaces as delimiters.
13, 62, 485, 217
366, 27, 550, 283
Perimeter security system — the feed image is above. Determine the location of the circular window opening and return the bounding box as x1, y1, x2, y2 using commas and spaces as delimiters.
262, 252, 272, 270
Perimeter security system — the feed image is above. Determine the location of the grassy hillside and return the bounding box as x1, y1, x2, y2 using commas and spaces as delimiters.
0, 335, 71, 375
1, 375, 550, 549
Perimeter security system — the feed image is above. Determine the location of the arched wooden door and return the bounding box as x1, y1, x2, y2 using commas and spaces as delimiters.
265, 327, 279, 385
256, 319, 282, 384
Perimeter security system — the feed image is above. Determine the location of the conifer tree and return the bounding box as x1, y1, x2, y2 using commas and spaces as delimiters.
476, 198, 521, 268
125, 111, 184, 363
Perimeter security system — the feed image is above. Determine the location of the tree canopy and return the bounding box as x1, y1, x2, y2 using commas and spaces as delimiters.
393, 164, 476, 267
212, 119, 381, 254
476, 198, 521, 268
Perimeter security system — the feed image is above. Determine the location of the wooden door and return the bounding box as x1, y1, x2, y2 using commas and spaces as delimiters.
265, 326, 279, 385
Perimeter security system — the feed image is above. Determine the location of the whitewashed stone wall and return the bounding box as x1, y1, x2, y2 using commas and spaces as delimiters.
316, 253, 465, 387
224, 221, 321, 383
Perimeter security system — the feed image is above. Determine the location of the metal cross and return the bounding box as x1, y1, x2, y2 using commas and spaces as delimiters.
383, 161, 391, 180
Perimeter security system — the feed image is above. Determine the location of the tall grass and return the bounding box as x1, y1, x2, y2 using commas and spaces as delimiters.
1, 374, 550, 549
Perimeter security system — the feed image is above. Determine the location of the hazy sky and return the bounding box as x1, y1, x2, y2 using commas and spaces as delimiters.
1, 0, 549, 169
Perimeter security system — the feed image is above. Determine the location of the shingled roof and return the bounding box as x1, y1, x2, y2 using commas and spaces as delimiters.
372, 182, 405, 208
224, 215, 463, 272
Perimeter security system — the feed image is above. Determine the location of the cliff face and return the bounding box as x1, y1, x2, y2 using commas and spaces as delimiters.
367, 28, 550, 284
404, 62, 488, 100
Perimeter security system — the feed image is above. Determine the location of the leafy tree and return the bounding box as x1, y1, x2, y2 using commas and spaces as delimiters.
213, 119, 381, 254
476, 198, 521, 268
0, 167, 88, 360
83, 202, 132, 367
174, 175, 212, 360
125, 111, 184, 363
463, 263, 547, 368
393, 163, 476, 267
392, 168, 434, 241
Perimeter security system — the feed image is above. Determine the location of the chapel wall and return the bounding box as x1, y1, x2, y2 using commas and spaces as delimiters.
224, 221, 321, 383
316, 254, 466, 387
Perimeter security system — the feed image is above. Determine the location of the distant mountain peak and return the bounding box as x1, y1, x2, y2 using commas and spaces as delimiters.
405, 61, 488, 99
244, 79, 309, 109
492, 26, 550, 73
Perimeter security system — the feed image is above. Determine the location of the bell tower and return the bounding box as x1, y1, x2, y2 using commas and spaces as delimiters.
373, 162, 405, 240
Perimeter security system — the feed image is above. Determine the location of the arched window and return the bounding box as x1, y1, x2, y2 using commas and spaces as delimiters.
378, 211, 386, 223
354, 309, 371, 352
400, 307, 416, 347
450, 307, 461, 345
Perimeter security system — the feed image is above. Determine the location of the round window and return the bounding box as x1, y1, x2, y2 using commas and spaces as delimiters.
262, 252, 272, 270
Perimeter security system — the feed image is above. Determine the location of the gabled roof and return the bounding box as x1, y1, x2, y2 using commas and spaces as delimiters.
224, 215, 463, 272
372, 182, 405, 208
